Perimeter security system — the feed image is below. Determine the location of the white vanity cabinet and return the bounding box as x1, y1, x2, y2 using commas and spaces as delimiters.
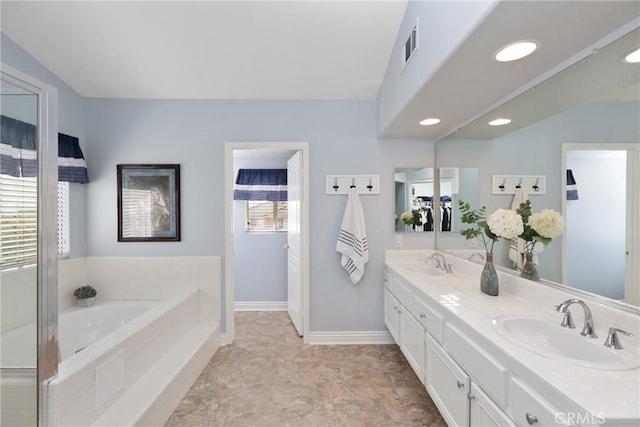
383, 265, 584, 427
384, 272, 426, 383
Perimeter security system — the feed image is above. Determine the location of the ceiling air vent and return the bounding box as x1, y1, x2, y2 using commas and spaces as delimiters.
404, 20, 418, 66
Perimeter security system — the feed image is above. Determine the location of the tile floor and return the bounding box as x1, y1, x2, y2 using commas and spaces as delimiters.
166, 311, 446, 426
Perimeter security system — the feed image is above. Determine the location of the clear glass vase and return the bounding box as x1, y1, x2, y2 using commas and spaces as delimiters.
521, 253, 540, 281
480, 253, 499, 296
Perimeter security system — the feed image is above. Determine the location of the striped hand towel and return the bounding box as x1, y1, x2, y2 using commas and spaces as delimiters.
336, 187, 369, 284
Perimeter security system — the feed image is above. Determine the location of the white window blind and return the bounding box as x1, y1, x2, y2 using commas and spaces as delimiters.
0, 176, 70, 269
0, 174, 38, 269
58, 181, 70, 256
245, 201, 288, 232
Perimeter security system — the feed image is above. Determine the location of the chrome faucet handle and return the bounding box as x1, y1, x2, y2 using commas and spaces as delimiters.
560, 310, 575, 329
604, 327, 632, 350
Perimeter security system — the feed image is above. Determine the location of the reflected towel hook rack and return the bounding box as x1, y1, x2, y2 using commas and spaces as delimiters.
333, 177, 339, 192
350, 177, 356, 188
515, 178, 523, 189
367, 178, 373, 192
499, 178, 507, 192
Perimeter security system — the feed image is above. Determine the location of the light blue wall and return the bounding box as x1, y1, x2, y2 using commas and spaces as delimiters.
233, 154, 290, 303
84, 98, 435, 332
1, 33, 88, 257
436, 101, 640, 282
377, 0, 497, 135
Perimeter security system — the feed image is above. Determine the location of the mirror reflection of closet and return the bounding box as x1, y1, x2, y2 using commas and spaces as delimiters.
394, 168, 434, 233
438, 167, 480, 233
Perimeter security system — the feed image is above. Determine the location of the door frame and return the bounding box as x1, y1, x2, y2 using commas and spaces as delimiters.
224, 142, 310, 344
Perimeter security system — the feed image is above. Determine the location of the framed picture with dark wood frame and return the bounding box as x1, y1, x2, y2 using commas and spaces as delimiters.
117, 164, 181, 242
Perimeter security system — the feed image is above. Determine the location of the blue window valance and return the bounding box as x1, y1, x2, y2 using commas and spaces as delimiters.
1, 115, 89, 183
233, 169, 287, 201
58, 133, 89, 183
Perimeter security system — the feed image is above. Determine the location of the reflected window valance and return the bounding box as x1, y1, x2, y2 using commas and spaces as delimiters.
0, 115, 89, 183
233, 169, 287, 201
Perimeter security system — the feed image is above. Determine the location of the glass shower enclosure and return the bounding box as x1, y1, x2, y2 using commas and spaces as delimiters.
1, 65, 59, 426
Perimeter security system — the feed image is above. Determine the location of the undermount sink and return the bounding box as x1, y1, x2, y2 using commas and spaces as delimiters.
401, 265, 452, 277
492, 315, 639, 371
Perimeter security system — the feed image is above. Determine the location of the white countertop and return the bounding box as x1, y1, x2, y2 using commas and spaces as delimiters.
385, 250, 640, 424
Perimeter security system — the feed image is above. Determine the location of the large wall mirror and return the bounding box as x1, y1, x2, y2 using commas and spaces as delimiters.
435, 28, 640, 308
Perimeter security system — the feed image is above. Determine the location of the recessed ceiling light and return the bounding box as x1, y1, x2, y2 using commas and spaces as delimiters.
623, 48, 640, 64
494, 40, 539, 62
488, 118, 511, 126
419, 118, 440, 126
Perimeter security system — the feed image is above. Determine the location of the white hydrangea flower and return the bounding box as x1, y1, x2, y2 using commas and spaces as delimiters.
529, 209, 564, 238
486, 208, 523, 239
400, 211, 413, 222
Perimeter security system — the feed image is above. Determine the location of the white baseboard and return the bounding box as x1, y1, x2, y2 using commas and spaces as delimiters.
234, 301, 287, 311
307, 331, 394, 345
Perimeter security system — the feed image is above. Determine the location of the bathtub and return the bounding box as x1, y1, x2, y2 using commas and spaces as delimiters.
1, 288, 220, 426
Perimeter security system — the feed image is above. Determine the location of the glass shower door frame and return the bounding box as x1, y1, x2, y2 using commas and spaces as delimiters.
1, 64, 59, 427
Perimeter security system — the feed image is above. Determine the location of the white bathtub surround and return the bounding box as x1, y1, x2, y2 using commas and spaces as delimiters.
30, 255, 223, 427
47, 288, 220, 426
385, 250, 640, 424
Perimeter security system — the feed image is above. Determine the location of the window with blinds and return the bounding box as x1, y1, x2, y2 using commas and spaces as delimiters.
0, 176, 69, 270
245, 200, 288, 232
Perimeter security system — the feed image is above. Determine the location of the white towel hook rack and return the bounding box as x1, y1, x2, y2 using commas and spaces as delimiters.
326, 175, 380, 195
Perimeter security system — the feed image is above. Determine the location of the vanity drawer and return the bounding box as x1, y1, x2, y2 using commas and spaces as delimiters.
391, 277, 412, 308
444, 324, 508, 407
411, 294, 445, 344
509, 377, 576, 426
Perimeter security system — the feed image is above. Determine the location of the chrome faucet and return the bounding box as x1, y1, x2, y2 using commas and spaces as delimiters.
603, 327, 633, 350
427, 253, 452, 274
555, 299, 597, 338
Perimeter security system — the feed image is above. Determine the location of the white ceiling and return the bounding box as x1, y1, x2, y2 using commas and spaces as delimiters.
2, 1, 638, 140
1, 0, 407, 99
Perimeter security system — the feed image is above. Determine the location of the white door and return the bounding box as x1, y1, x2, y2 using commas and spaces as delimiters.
287, 151, 303, 335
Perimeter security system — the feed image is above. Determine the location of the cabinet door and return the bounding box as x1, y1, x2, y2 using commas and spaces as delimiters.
469, 383, 515, 427
426, 334, 470, 427
384, 289, 400, 344
399, 309, 426, 385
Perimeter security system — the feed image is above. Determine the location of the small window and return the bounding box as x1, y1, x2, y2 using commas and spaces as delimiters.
245, 201, 288, 233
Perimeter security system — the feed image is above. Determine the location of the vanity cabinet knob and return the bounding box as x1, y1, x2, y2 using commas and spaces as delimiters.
456, 380, 464, 389
419, 313, 426, 318
525, 413, 538, 425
